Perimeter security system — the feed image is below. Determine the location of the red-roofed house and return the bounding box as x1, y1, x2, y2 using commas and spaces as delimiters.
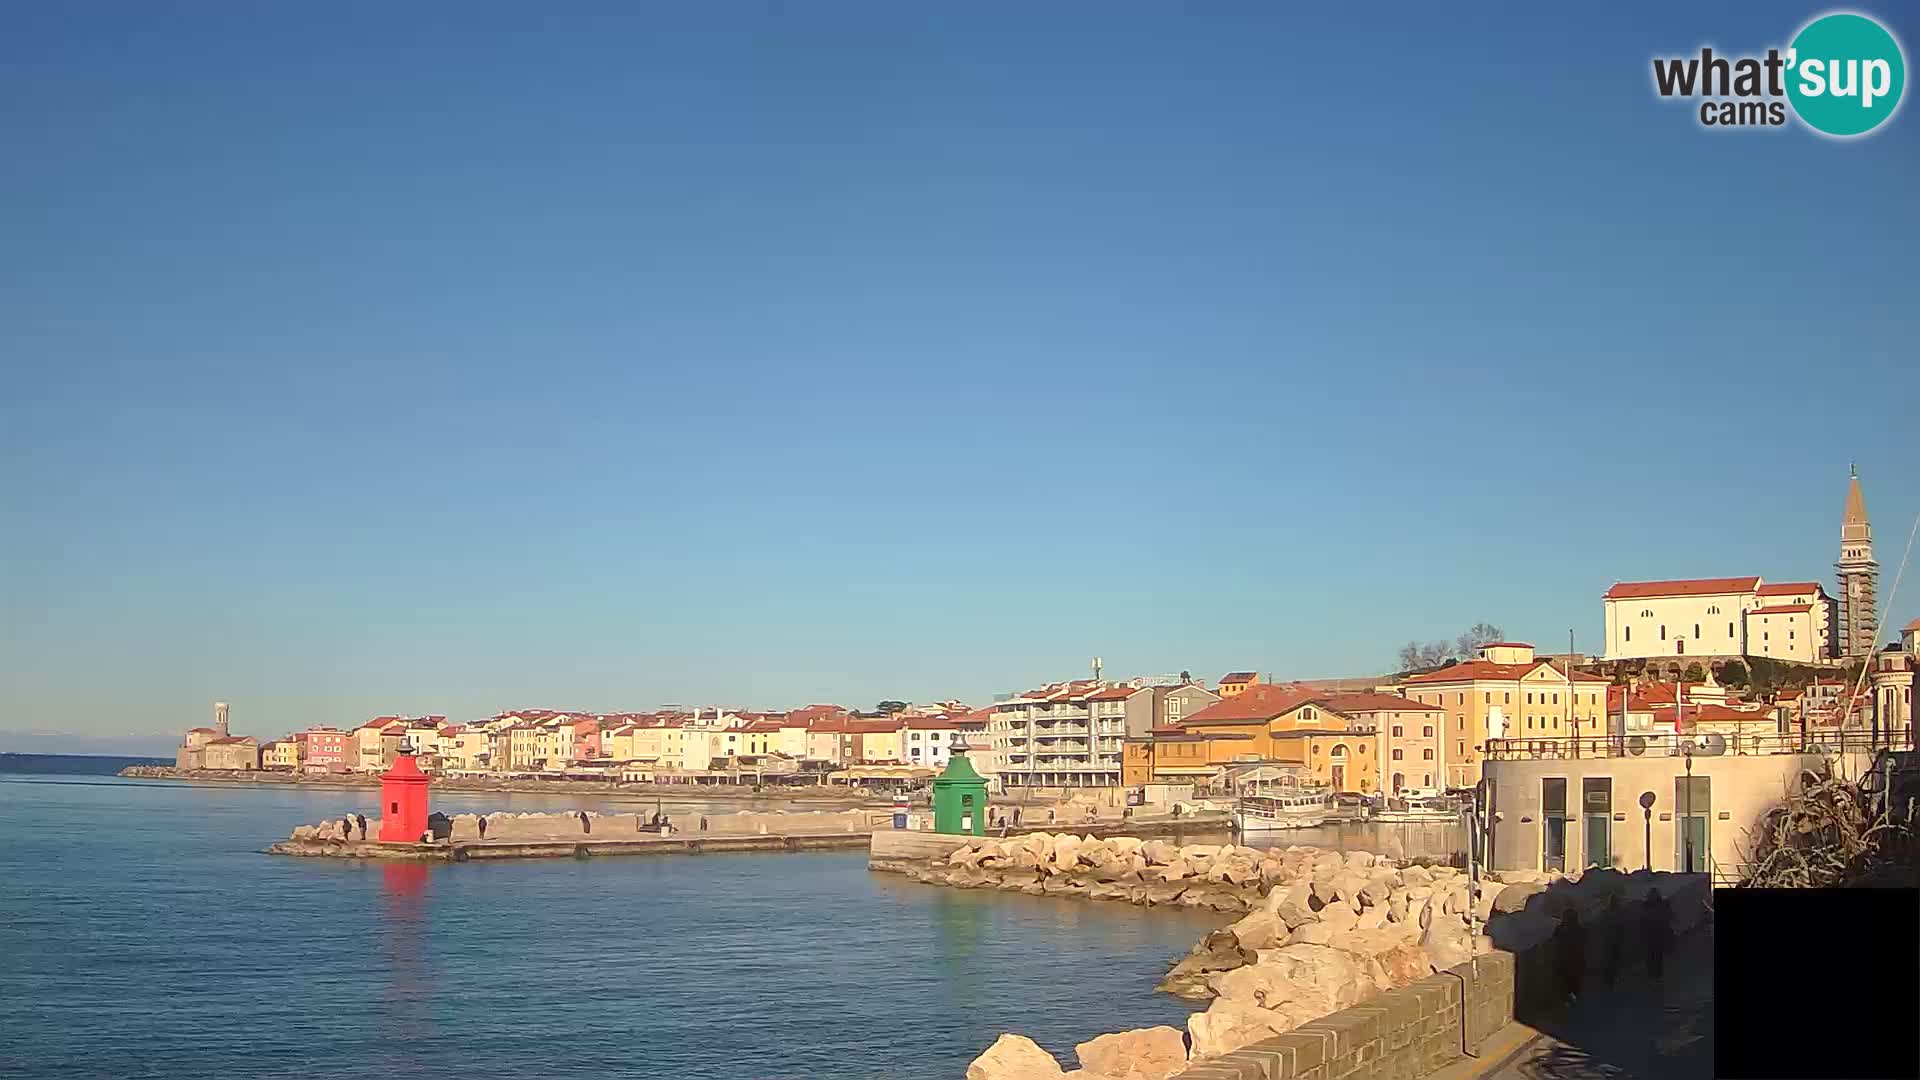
1217, 672, 1261, 698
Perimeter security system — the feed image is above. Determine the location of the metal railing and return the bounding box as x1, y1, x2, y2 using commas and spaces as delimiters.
1484, 731, 1898, 761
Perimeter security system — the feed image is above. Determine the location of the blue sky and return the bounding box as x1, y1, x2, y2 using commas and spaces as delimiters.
3, 3, 1916, 750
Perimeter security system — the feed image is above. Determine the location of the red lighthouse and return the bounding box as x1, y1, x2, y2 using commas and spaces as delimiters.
377, 752, 432, 843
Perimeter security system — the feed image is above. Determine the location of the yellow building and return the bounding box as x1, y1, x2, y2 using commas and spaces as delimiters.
849, 718, 904, 764
630, 721, 688, 768
506, 724, 541, 771
261, 740, 300, 770
1126, 684, 1380, 793
1397, 642, 1610, 788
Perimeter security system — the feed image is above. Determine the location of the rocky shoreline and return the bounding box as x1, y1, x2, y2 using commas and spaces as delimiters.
895, 833, 1706, 1080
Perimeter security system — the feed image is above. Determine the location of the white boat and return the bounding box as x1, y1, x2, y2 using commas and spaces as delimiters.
1370, 795, 1461, 824
1231, 788, 1336, 832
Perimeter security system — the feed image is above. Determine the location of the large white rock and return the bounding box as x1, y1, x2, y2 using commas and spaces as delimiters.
967, 1034, 1065, 1080
1187, 999, 1286, 1060
1246, 943, 1379, 1017
1075, 1027, 1188, 1080
1227, 911, 1286, 952
1421, 911, 1475, 970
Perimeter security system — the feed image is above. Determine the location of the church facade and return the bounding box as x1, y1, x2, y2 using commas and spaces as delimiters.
1601, 469, 1877, 665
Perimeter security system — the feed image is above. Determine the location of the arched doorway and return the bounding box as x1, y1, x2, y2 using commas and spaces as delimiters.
1329, 744, 1348, 792
1392, 772, 1405, 795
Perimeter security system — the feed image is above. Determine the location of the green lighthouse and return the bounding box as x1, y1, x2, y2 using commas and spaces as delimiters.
931, 737, 989, 836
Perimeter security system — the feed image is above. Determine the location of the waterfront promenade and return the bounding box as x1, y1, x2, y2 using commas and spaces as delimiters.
1433, 923, 1715, 1080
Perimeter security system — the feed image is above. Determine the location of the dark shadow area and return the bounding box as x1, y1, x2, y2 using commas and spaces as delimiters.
1485, 870, 1714, 1080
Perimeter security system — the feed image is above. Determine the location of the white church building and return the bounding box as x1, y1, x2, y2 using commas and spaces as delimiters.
1602, 577, 1835, 664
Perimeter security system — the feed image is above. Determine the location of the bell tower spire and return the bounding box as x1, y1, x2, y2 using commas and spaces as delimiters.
1836, 466, 1878, 659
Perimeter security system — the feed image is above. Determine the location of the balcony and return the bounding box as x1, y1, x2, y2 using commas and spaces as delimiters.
1483, 731, 1901, 761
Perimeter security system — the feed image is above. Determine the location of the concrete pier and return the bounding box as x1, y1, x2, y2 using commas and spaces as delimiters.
268, 831, 872, 861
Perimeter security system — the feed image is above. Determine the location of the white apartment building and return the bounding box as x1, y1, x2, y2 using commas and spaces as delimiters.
988, 681, 1126, 788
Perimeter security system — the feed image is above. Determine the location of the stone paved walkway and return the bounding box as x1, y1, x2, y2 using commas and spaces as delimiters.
1485, 922, 1715, 1080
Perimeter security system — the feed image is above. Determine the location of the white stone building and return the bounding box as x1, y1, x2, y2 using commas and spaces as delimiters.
1602, 577, 1836, 663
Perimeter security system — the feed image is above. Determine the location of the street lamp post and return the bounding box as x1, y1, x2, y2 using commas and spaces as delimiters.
1638, 791, 1656, 872
1682, 747, 1695, 873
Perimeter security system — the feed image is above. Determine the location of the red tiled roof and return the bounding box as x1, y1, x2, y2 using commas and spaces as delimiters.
742, 718, 785, 733
846, 718, 902, 734
206, 736, 255, 745
1219, 672, 1260, 683
186, 727, 218, 734
1756, 582, 1822, 596
1603, 577, 1760, 600
1318, 692, 1443, 714
1179, 683, 1320, 724
1404, 660, 1607, 685
902, 714, 962, 730
1750, 604, 1812, 615
1086, 685, 1143, 702
1905, 617, 1920, 632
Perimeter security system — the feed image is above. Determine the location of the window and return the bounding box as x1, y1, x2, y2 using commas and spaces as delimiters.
1456, 693, 1464, 705
1457, 741, 1464, 754
1552, 694, 1559, 705
1727, 622, 1734, 637
1584, 778, 1613, 869
1527, 693, 1534, 705
1422, 725, 1434, 737
1660, 625, 1667, 640
1625, 626, 1632, 642
1392, 725, 1403, 737
1542, 778, 1569, 872
1392, 749, 1403, 760
1300, 707, 1316, 721
1484, 693, 1491, 704
1424, 773, 1432, 786
1694, 623, 1700, 638
1641, 608, 1653, 617
1422, 749, 1433, 759
1707, 605, 1720, 615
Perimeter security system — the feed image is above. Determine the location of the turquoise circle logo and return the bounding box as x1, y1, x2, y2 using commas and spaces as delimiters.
1786, 12, 1906, 136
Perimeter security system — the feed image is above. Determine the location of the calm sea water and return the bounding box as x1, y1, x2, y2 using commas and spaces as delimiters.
0, 765, 1225, 1080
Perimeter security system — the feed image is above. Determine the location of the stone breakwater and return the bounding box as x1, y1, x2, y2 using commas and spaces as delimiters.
896, 833, 1706, 1080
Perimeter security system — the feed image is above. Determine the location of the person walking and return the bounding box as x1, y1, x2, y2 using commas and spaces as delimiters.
1599, 894, 1625, 989
356, 813, 368, 840
1641, 889, 1674, 981
1012, 806, 1022, 827
477, 816, 488, 840
1552, 907, 1588, 1006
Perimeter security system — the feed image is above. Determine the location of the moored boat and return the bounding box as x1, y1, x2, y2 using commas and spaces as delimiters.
1231, 788, 1336, 832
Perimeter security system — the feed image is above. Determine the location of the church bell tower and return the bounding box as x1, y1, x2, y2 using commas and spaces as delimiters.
1836, 465, 1879, 659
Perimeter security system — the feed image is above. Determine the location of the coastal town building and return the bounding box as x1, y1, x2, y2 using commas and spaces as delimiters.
296, 728, 350, 773
200, 735, 260, 771
1216, 672, 1261, 698
1837, 467, 1879, 659
1123, 683, 1389, 793
1601, 577, 1837, 664
902, 714, 964, 768
847, 717, 905, 764
261, 740, 299, 770
174, 727, 217, 770
1870, 629, 1917, 744
1480, 724, 1882, 877
1397, 642, 1610, 788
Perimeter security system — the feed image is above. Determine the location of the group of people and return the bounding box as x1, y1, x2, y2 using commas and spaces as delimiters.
1552, 888, 1677, 1005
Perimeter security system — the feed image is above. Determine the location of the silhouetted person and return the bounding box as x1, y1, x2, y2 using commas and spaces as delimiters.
579, 811, 591, 834
1641, 889, 1674, 980
356, 814, 368, 840
1553, 908, 1587, 1005
477, 817, 488, 839
341, 816, 353, 841
1012, 806, 1022, 827
1599, 894, 1625, 989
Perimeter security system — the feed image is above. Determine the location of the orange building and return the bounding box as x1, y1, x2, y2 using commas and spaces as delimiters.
1124, 683, 1394, 793
1216, 672, 1262, 698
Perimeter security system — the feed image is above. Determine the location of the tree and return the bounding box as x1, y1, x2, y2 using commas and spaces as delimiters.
1455, 622, 1505, 660
1397, 640, 1455, 673
876, 700, 909, 715
1683, 663, 1706, 683
1718, 660, 1749, 689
